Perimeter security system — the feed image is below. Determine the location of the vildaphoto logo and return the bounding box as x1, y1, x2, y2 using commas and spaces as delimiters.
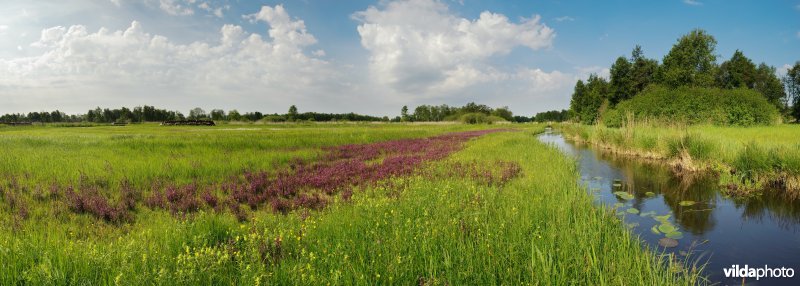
723, 265, 795, 280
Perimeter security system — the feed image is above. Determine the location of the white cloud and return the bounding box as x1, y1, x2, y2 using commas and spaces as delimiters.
198, 2, 226, 18
683, 0, 702, 6
0, 25, 8, 35
554, 16, 574, 22
353, 0, 555, 94
778, 64, 791, 77
0, 5, 344, 113
158, 0, 194, 16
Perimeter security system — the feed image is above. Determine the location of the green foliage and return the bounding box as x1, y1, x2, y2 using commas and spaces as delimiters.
532, 110, 569, 122
490, 107, 514, 121
716, 50, 756, 89
287, 105, 298, 121
753, 63, 787, 111
569, 75, 610, 124
610, 56, 634, 104
603, 85, 780, 127
630, 45, 660, 95
408, 102, 513, 122
784, 62, 800, 120
658, 29, 718, 88
458, 113, 504, 124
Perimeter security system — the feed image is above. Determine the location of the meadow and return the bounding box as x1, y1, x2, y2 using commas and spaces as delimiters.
559, 123, 800, 197
0, 123, 702, 284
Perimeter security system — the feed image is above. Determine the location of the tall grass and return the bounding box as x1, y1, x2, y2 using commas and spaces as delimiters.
560, 122, 800, 197
0, 124, 701, 284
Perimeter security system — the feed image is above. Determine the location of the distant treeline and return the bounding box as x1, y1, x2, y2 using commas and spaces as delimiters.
0, 105, 386, 124
532, 110, 570, 123
2, 103, 579, 125
569, 29, 800, 125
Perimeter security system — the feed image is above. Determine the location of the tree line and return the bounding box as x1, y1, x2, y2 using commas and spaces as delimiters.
0, 105, 385, 124
569, 29, 800, 124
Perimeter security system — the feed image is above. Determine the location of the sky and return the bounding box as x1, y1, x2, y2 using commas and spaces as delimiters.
0, 0, 798, 117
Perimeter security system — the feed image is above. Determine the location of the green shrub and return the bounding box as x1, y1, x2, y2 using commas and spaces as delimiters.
458, 113, 505, 124
604, 85, 780, 127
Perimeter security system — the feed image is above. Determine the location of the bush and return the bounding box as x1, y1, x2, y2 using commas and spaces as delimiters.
459, 113, 505, 124
603, 85, 780, 127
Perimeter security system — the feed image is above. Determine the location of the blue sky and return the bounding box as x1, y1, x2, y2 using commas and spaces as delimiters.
0, 0, 798, 116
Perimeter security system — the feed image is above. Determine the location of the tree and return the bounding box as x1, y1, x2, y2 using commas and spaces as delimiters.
569, 75, 610, 124
491, 107, 513, 121
716, 50, 756, 89
629, 45, 659, 96
287, 105, 298, 121
569, 80, 587, 122
752, 63, 786, 111
210, 109, 226, 121
609, 56, 633, 104
228, 109, 242, 121
400, 105, 409, 121
785, 62, 800, 121
658, 29, 718, 88
188, 108, 207, 120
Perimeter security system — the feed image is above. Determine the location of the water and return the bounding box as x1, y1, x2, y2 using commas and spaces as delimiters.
538, 129, 800, 285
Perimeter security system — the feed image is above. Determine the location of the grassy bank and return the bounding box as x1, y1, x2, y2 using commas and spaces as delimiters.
0, 124, 701, 284
559, 123, 800, 198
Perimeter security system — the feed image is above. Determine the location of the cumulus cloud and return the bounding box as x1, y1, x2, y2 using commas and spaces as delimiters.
353, 0, 555, 94
158, 0, 194, 16
0, 5, 342, 113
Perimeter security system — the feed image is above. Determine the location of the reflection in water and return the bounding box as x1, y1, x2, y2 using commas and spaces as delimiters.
538, 130, 800, 285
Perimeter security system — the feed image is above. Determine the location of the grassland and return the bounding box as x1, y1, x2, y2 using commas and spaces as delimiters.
560, 122, 800, 197
0, 123, 701, 284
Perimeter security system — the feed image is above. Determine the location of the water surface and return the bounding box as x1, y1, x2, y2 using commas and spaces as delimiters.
538, 130, 800, 285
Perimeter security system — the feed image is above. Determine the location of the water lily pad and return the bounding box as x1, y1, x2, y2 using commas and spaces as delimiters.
658, 237, 679, 248
665, 231, 684, 239
613, 202, 623, 208
639, 211, 656, 217
679, 200, 696, 206
613, 191, 634, 200
654, 214, 671, 223
658, 223, 677, 234
645, 192, 655, 197
626, 208, 640, 214
592, 176, 603, 180
651, 225, 661, 234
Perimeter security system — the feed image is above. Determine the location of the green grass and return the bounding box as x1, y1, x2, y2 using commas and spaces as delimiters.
560, 122, 800, 196
0, 123, 701, 284
0, 123, 484, 191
